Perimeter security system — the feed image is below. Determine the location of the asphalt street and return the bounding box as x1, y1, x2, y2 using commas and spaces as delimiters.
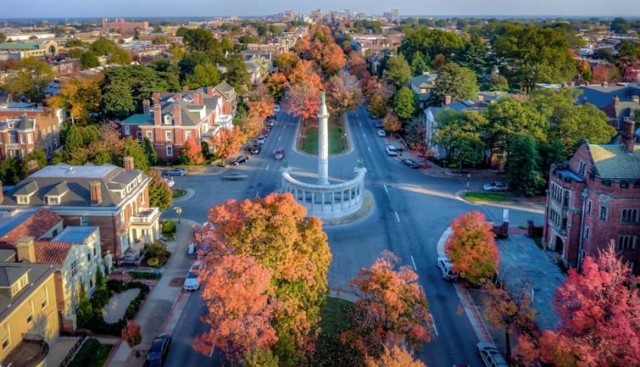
164, 105, 544, 367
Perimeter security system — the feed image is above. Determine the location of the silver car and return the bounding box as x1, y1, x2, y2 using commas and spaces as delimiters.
477, 342, 509, 367
483, 181, 509, 192
385, 145, 398, 156
436, 256, 458, 281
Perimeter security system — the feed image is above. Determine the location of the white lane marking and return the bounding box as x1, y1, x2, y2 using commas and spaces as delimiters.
395, 211, 400, 222
255, 191, 260, 199
363, 133, 366, 139
368, 146, 372, 152
278, 136, 281, 141
433, 320, 439, 337
265, 164, 270, 170
383, 184, 389, 194
410, 255, 417, 271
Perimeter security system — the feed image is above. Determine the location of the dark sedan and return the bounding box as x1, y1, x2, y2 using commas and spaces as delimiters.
146, 334, 172, 367
401, 158, 421, 169
230, 155, 250, 165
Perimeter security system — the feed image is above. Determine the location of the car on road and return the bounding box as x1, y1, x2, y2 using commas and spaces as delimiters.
274, 104, 281, 113
385, 145, 398, 156
376, 129, 386, 137
146, 334, 172, 367
374, 121, 383, 129
162, 176, 175, 187
401, 158, 421, 169
163, 168, 187, 176
245, 144, 261, 155
230, 155, 249, 165
257, 135, 266, 145
273, 147, 285, 160
436, 256, 458, 281
483, 181, 509, 192
222, 173, 248, 181
183, 271, 200, 291
477, 342, 509, 367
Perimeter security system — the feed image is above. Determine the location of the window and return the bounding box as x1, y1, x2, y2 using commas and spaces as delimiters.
146, 131, 153, 140
166, 146, 173, 156
17, 196, 29, 205
124, 126, 130, 135
164, 115, 172, 125
47, 196, 60, 205
578, 160, 586, 176
617, 236, 637, 251
165, 131, 172, 141
584, 226, 590, 240
586, 200, 592, 214
621, 209, 639, 224
42, 288, 49, 309
79, 217, 89, 226
26, 302, 34, 324
93, 247, 97, 256
599, 206, 608, 221
87, 251, 91, 262
27, 133, 33, 144
1, 324, 10, 350
185, 131, 192, 139
136, 131, 142, 140
71, 260, 78, 277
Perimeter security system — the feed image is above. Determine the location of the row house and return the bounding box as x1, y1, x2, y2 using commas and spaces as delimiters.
543, 118, 640, 272
120, 82, 236, 162
0, 157, 159, 263
0, 104, 65, 159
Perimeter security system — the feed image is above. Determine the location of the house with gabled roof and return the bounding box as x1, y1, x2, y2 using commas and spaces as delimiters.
543, 118, 640, 273
0, 157, 159, 262
0, 103, 64, 160
120, 82, 237, 162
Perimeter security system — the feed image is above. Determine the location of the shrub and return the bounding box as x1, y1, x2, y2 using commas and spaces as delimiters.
144, 242, 169, 267
129, 271, 162, 280
162, 220, 177, 235
122, 321, 142, 347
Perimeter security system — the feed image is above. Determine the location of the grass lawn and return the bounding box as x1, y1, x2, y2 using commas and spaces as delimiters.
172, 188, 186, 198
314, 297, 361, 367
299, 118, 347, 154
68, 338, 113, 367
464, 191, 511, 203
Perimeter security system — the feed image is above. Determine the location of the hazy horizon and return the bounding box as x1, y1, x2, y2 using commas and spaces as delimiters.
2, 0, 639, 20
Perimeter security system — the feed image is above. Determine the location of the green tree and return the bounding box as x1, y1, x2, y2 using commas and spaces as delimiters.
24, 150, 47, 171
185, 63, 220, 89
507, 134, 545, 196
122, 137, 149, 172
177, 27, 219, 52
76, 283, 94, 327
148, 170, 172, 211
0, 157, 26, 185
383, 55, 412, 88
2, 57, 55, 102
398, 27, 466, 68
539, 139, 566, 180
611, 17, 630, 34
392, 87, 417, 121
142, 137, 157, 165
429, 63, 479, 105
65, 38, 84, 47
80, 51, 100, 69
409, 51, 430, 75
456, 33, 489, 79
224, 54, 250, 93
488, 73, 510, 92
0, 32, 6, 43
433, 110, 487, 170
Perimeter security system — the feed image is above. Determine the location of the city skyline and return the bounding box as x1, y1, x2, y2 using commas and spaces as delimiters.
2, 0, 639, 19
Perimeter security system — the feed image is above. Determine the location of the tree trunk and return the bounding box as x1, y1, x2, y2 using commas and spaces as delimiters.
505, 327, 511, 365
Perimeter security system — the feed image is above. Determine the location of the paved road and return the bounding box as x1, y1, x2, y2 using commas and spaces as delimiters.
165, 105, 544, 366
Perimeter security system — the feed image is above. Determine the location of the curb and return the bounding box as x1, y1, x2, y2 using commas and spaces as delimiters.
437, 227, 494, 344
162, 291, 189, 334
453, 191, 545, 215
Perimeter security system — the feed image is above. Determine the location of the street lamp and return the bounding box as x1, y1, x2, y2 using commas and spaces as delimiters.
173, 206, 182, 223
466, 173, 471, 194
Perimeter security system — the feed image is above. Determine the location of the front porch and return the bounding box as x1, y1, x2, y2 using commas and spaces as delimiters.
129, 207, 161, 245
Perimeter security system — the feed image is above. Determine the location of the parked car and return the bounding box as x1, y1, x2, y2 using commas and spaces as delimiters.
376, 129, 387, 137
183, 271, 200, 291
273, 147, 285, 160
190, 260, 205, 276
401, 158, 421, 169
374, 121, 383, 129
245, 144, 261, 155
483, 181, 509, 192
230, 156, 249, 165
162, 176, 175, 187
146, 334, 172, 367
385, 145, 398, 156
477, 342, 509, 367
436, 256, 458, 281
257, 135, 266, 145
164, 168, 187, 176
274, 104, 281, 113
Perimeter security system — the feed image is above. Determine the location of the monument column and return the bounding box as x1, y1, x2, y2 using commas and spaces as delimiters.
318, 91, 329, 185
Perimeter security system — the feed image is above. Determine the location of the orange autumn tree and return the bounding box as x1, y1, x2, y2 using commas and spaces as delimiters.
325, 70, 362, 117
364, 344, 426, 367
522, 243, 640, 367
194, 193, 332, 366
210, 126, 243, 161
284, 80, 321, 121
382, 113, 402, 134
288, 60, 322, 90
195, 253, 279, 365
247, 84, 275, 120
121, 320, 142, 348
178, 137, 204, 165
274, 52, 300, 78
320, 43, 346, 76
445, 211, 499, 284
266, 72, 288, 100
343, 251, 433, 358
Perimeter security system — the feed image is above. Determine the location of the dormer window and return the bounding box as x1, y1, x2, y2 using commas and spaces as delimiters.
17, 195, 29, 204
10, 274, 29, 297
164, 115, 173, 125
46, 196, 61, 205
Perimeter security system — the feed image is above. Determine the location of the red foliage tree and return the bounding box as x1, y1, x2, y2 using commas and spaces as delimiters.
343, 251, 433, 357
178, 137, 204, 165
364, 344, 426, 367
445, 211, 499, 284
591, 62, 622, 83
288, 60, 322, 90
283, 81, 321, 121
348, 51, 370, 80
121, 320, 142, 348
325, 71, 362, 116
247, 85, 275, 120
320, 43, 346, 76
195, 253, 279, 364
266, 72, 288, 100
210, 126, 243, 161
525, 243, 640, 367
382, 113, 402, 134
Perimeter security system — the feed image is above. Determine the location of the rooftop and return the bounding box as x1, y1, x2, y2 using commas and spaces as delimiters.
52, 226, 98, 244
31, 164, 117, 179
589, 143, 640, 179
0, 209, 62, 241
0, 262, 55, 319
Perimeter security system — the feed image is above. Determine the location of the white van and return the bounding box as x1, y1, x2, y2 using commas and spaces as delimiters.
436, 256, 459, 281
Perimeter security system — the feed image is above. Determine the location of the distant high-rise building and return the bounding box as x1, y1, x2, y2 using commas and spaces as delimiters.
392, 8, 399, 22
310, 9, 322, 23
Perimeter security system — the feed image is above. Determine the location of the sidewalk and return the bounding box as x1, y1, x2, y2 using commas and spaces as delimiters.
107, 219, 199, 367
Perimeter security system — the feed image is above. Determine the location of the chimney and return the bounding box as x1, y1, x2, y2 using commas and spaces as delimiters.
16, 236, 36, 263
0, 180, 3, 203
89, 181, 102, 205
154, 103, 161, 126
633, 95, 639, 104
621, 117, 636, 154
152, 92, 160, 105
173, 105, 181, 126
123, 156, 134, 170
195, 93, 203, 105
142, 99, 150, 114
182, 85, 189, 92
613, 96, 620, 107
206, 86, 214, 95
444, 95, 452, 105
26, 160, 39, 175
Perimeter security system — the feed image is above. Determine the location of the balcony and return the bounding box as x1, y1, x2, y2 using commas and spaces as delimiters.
6, 143, 21, 150
215, 114, 233, 127
2, 334, 49, 367
130, 207, 160, 225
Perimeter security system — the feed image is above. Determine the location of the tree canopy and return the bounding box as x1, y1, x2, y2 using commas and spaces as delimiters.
2, 57, 55, 102
429, 62, 479, 105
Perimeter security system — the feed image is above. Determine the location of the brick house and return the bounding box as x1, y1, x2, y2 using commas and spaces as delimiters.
120, 82, 236, 162
543, 118, 640, 272
0, 104, 65, 159
0, 157, 160, 263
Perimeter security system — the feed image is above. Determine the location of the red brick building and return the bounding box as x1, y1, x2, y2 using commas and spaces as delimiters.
120, 82, 236, 162
0, 104, 64, 159
543, 118, 640, 272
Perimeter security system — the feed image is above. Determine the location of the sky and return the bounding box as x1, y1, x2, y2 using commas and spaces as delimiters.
2, 0, 640, 19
